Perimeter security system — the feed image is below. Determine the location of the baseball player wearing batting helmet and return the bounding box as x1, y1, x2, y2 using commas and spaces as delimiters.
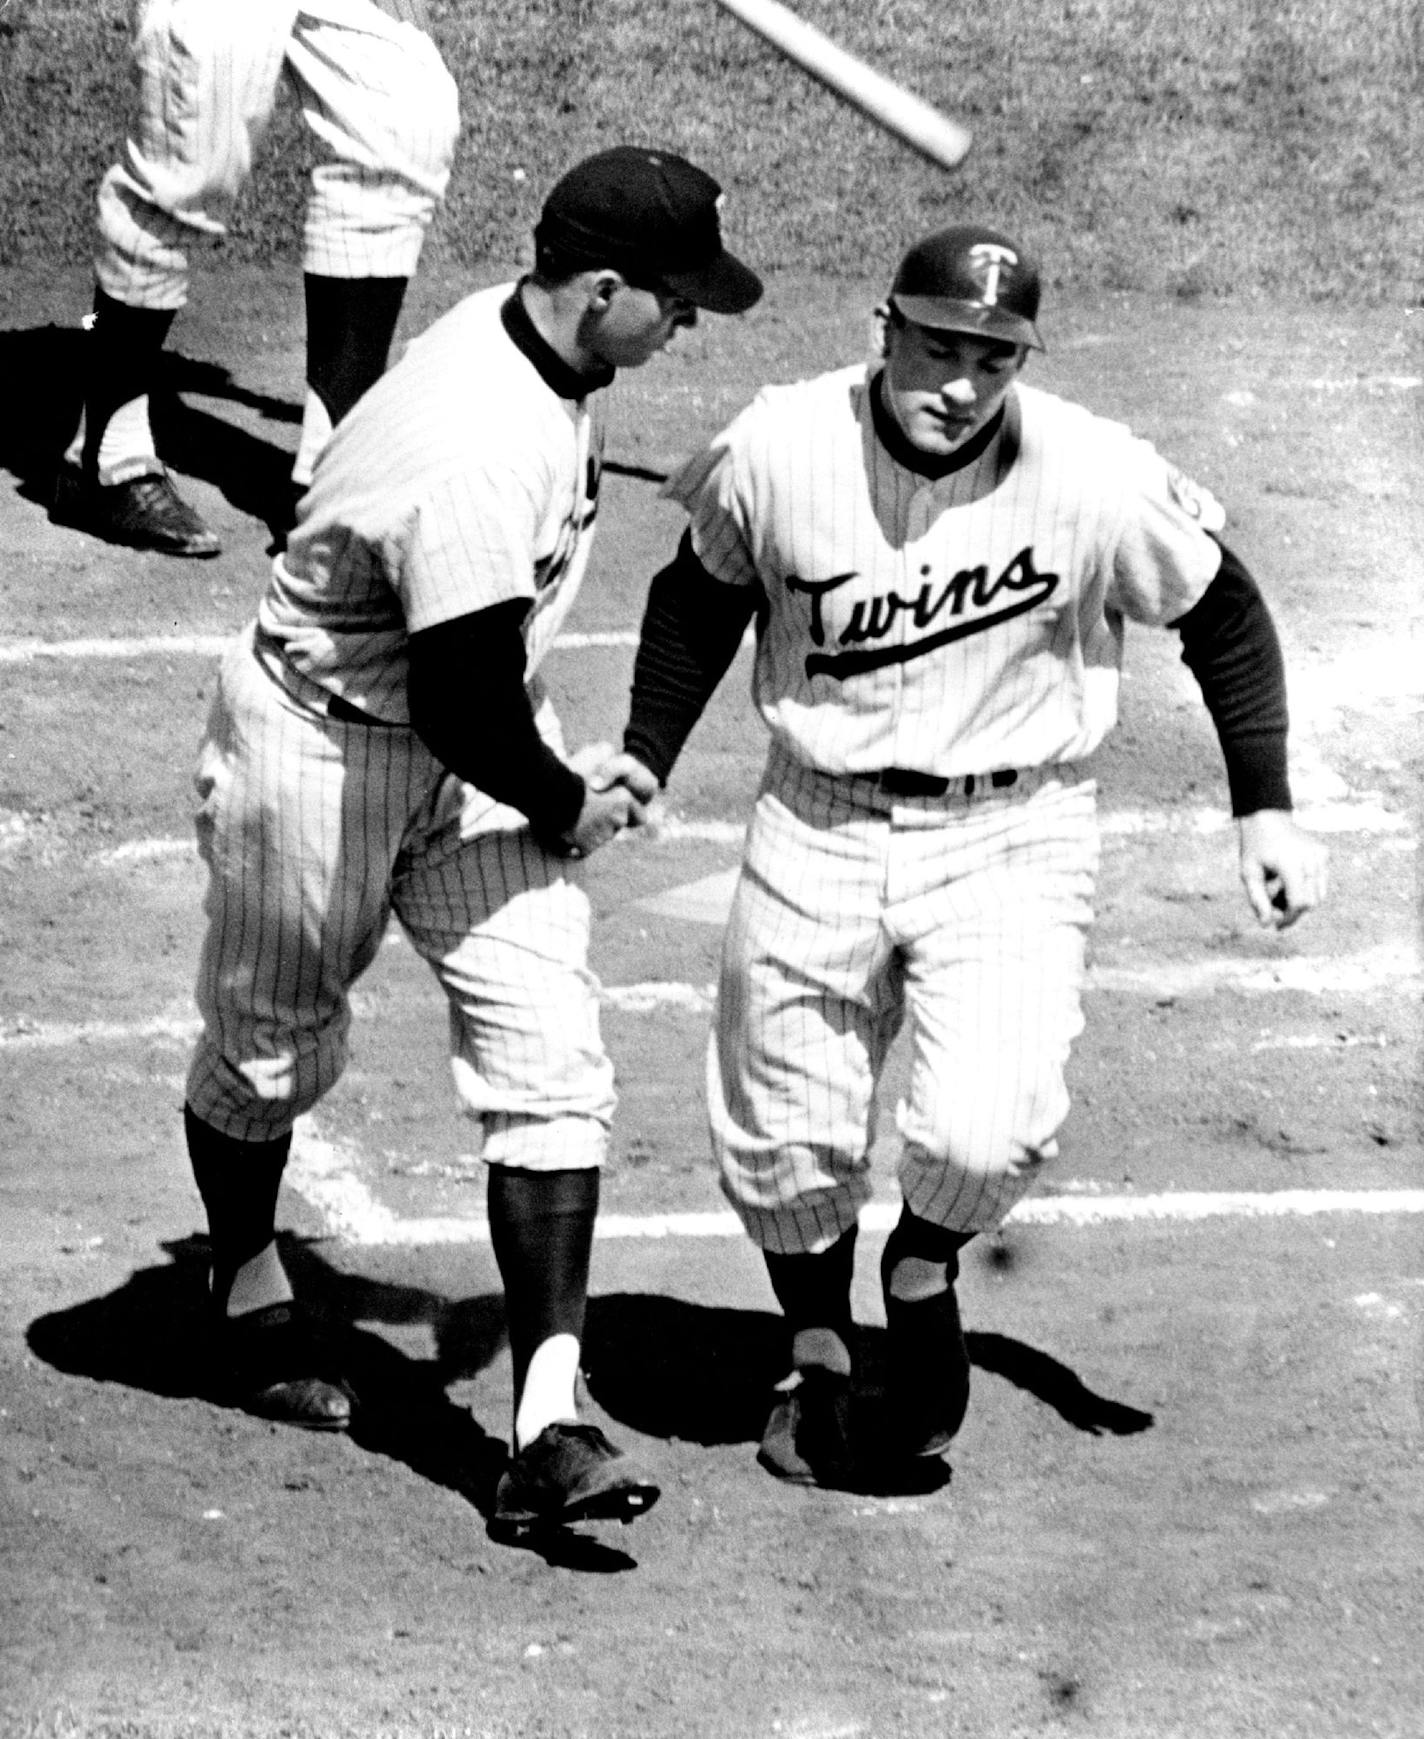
615, 223, 1327, 1488
52, 0, 460, 558
181, 146, 761, 1538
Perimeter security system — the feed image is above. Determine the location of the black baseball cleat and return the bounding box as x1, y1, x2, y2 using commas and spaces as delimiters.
757, 1366, 857, 1488
880, 1256, 971, 1460
216, 1301, 356, 1431
489, 1422, 660, 1539
51, 460, 221, 558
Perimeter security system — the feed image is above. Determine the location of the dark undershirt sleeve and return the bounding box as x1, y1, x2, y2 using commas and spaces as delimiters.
623, 531, 760, 785
406, 601, 586, 842
1171, 538, 1292, 815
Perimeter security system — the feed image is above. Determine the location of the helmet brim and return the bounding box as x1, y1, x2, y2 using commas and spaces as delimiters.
891, 293, 1043, 351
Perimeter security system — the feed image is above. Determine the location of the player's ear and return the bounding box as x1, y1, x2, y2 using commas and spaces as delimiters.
871, 302, 893, 360
585, 269, 625, 314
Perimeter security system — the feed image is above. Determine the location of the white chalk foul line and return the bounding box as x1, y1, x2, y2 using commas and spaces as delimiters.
89, 816, 753, 867
0, 1009, 202, 1049
601, 950, 1420, 1001
285, 1122, 1424, 1247
75, 791, 1421, 873
0, 633, 232, 666
0, 629, 638, 667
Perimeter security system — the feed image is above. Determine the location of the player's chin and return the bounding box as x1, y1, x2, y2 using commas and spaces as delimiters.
619, 329, 680, 368
908, 416, 973, 455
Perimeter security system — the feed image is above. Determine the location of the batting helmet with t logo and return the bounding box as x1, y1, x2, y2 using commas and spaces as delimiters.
889, 225, 1044, 350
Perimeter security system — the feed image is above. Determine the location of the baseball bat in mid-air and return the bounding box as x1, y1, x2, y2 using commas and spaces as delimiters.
709, 0, 972, 170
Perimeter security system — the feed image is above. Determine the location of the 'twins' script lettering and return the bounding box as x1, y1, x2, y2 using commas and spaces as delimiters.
787, 547, 1059, 681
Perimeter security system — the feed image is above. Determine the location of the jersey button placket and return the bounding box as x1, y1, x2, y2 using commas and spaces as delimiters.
887, 489, 936, 782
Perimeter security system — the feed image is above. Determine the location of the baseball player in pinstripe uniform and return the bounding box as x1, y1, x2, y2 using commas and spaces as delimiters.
614, 224, 1327, 1488
181, 147, 761, 1537
52, 0, 459, 558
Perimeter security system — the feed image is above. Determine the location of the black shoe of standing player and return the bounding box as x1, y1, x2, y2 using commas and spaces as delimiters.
52, 459, 221, 558
216, 1301, 355, 1431
880, 1247, 971, 1461
490, 1422, 660, 1538
757, 1365, 857, 1488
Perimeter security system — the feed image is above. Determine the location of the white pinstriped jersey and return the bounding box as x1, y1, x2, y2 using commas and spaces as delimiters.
256, 282, 604, 722
666, 368, 1225, 778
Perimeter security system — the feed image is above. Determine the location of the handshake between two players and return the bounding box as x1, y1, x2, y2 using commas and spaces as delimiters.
554, 745, 663, 860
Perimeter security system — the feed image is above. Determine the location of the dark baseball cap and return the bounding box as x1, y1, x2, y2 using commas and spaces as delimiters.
535, 145, 763, 316
889, 224, 1044, 350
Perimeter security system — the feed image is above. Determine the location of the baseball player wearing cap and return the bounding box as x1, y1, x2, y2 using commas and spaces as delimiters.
614, 223, 1327, 1488
52, 0, 459, 558
181, 147, 761, 1537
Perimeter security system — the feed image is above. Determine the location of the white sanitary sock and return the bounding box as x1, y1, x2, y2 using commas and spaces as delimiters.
221, 1240, 294, 1318
514, 1332, 581, 1449
291, 388, 333, 488
886, 1254, 950, 1303
790, 1326, 853, 1377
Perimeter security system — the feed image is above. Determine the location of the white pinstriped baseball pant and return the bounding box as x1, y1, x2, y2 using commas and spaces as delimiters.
185, 629, 615, 1169
96, 0, 460, 310
709, 746, 1100, 1255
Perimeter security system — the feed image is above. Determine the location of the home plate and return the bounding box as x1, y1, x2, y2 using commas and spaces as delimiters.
640, 867, 738, 924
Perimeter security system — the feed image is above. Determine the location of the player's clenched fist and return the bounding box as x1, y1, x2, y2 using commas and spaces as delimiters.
1237, 808, 1329, 929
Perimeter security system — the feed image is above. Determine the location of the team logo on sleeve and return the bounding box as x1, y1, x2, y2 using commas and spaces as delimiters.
1166, 465, 1226, 531
786, 545, 1059, 681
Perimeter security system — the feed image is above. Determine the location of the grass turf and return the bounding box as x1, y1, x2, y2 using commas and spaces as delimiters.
1, 0, 1419, 300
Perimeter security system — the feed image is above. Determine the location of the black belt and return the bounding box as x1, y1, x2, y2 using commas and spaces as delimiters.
877, 767, 1019, 799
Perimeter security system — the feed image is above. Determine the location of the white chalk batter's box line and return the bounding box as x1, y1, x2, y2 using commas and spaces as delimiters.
4, 628, 1416, 840
286, 1120, 1424, 1247
2, 626, 1420, 719
0, 630, 637, 665
2, 931, 1418, 1055
4, 627, 1415, 836
71, 791, 1420, 872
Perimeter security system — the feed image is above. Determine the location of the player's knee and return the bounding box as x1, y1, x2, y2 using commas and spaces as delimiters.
188, 1030, 345, 1134
903, 1129, 1054, 1192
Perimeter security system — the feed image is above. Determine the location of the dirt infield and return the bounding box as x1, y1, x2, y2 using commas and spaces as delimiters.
1, 263, 1421, 1738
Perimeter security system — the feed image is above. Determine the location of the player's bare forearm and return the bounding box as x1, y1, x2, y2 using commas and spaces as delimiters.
1236, 808, 1328, 929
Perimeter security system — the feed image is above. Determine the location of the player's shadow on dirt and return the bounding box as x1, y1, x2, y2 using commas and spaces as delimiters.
24, 1246, 1151, 1560
24, 1235, 507, 1496
0, 323, 664, 542
22, 1234, 654, 1571
583, 1293, 1156, 1451
0, 323, 301, 535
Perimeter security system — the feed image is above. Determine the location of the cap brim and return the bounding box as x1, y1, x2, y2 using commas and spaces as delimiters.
664, 250, 764, 315
891, 293, 1043, 351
